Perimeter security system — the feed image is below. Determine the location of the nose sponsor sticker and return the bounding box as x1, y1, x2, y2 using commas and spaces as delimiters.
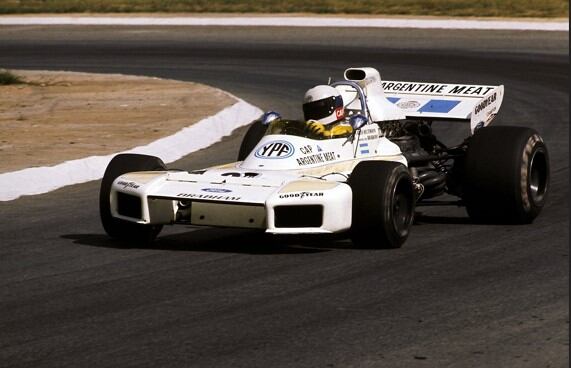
255, 140, 295, 159
201, 188, 232, 193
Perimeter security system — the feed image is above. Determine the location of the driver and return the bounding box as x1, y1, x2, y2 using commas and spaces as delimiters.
302, 85, 353, 138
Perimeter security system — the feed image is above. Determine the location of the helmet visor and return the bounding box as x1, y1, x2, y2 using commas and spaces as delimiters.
303, 95, 343, 121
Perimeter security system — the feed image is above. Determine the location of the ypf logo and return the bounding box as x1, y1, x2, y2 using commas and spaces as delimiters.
255, 140, 295, 159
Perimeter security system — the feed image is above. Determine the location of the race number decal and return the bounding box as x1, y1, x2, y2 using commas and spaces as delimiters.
255, 140, 295, 159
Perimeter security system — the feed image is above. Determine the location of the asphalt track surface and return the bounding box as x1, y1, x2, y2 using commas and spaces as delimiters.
0, 26, 568, 367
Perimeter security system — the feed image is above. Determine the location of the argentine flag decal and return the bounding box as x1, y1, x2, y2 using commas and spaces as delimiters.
359, 142, 370, 154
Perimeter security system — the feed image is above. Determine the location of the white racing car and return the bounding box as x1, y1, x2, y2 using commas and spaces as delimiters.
99, 67, 549, 248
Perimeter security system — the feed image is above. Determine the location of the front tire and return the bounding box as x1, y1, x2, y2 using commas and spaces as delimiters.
237, 119, 267, 161
348, 161, 415, 248
462, 126, 549, 224
99, 153, 167, 244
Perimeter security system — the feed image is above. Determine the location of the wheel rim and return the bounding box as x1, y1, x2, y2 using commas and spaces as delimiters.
529, 148, 548, 204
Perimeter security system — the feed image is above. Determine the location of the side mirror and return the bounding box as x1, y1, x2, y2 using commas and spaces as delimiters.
349, 114, 368, 130
261, 111, 282, 126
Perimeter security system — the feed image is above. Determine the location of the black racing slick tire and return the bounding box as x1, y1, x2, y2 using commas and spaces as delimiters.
99, 153, 167, 244
237, 119, 267, 161
462, 126, 549, 224
348, 161, 415, 249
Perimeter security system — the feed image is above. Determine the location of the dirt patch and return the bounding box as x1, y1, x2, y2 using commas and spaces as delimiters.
0, 70, 236, 173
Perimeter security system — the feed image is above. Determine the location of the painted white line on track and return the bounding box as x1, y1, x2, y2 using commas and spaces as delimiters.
0, 16, 567, 31
0, 99, 263, 201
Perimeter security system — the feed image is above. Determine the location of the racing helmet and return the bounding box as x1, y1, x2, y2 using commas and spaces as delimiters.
302, 85, 345, 125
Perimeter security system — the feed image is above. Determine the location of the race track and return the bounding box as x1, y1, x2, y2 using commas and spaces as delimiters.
0, 25, 568, 367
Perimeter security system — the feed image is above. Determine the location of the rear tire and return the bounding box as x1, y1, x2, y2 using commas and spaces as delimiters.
348, 161, 415, 249
462, 126, 549, 224
99, 153, 167, 244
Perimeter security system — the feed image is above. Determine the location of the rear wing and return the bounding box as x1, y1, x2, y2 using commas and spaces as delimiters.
381, 81, 504, 132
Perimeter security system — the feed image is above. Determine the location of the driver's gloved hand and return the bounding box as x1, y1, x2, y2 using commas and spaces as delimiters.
307, 120, 326, 136
330, 125, 353, 137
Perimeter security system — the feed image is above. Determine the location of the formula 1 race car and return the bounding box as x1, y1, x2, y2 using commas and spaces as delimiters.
99, 67, 549, 248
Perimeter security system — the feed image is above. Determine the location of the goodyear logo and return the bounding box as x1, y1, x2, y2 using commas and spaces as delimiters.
474, 92, 497, 114
278, 191, 324, 199
255, 140, 294, 159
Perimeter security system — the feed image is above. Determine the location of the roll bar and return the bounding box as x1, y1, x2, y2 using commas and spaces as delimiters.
330, 80, 370, 122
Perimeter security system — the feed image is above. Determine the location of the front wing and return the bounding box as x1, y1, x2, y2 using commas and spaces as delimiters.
110, 171, 353, 234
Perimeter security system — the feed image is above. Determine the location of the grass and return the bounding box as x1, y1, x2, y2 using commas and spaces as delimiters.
0, 0, 568, 17
0, 70, 24, 85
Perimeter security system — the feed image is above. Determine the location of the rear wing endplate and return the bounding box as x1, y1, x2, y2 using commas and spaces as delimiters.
381, 81, 504, 132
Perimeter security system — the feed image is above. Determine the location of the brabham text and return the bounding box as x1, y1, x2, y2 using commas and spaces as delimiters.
177, 193, 241, 201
